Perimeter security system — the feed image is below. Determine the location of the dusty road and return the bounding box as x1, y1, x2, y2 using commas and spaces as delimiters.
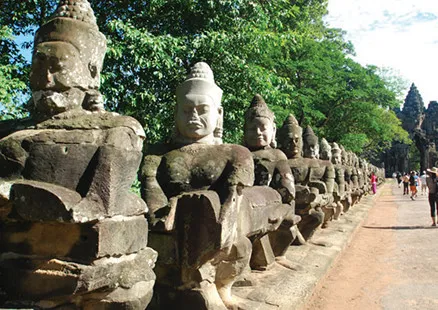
303, 180, 438, 310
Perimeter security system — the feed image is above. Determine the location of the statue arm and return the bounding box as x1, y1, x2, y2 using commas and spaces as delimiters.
140, 154, 169, 219
0, 136, 28, 206
271, 159, 295, 203
217, 145, 254, 248
0, 137, 28, 180
323, 167, 335, 194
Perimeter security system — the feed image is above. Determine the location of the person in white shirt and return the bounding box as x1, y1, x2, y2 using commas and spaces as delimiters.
420, 171, 427, 195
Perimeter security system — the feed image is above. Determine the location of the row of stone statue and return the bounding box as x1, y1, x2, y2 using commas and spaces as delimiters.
141, 62, 384, 309
0, 1, 384, 309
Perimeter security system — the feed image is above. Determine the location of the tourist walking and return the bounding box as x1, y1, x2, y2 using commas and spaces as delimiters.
409, 171, 418, 200
420, 171, 427, 195
396, 172, 402, 188
402, 173, 410, 195
370, 172, 378, 194
426, 167, 438, 226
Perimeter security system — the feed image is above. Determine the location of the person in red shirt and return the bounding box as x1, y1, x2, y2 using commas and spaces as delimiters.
371, 172, 378, 194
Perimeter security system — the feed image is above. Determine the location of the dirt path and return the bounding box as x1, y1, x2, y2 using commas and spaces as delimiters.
302, 181, 438, 310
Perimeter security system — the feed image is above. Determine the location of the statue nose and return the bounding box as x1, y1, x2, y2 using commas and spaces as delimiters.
45, 69, 55, 88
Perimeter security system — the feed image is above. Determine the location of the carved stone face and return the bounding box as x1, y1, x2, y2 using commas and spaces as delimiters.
347, 152, 355, 166
244, 117, 275, 149
303, 142, 319, 159
30, 42, 93, 114
320, 141, 332, 161
176, 94, 222, 142
353, 154, 359, 167
341, 150, 348, 165
332, 152, 342, 165
282, 133, 302, 158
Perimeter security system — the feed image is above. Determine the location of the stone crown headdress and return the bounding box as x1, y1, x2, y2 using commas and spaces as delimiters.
244, 94, 276, 148
34, 0, 107, 82
331, 142, 341, 156
320, 138, 331, 153
279, 114, 302, 138
303, 126, 318, 145
176, 62, 223, 107
245, 94, 275, 122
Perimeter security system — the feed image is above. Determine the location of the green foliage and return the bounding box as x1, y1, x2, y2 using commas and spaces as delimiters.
409, 143, 420, 171
1, 0, 409, 158
0, 26, 28, 120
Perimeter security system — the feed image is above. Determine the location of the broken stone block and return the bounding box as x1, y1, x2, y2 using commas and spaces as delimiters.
10, 180, 146, 223
10, 180, 85, 222
0, 248, 157, 301
83, 280, 155, 310
0, 215, 149, 261
240, 186, 284, 237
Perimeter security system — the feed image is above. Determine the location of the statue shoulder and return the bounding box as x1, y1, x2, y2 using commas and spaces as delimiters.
222, 144, 255, 186
36, 110, 145, 138
252, 148, 288, 162
272, 148, 288, 161
223, 144, 253, 162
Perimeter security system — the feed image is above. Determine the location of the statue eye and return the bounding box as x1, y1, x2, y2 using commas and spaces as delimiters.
198, 105, 209, 114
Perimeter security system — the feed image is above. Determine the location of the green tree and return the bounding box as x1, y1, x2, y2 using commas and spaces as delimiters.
1, 0, 409, 158
0, 26, 28, 120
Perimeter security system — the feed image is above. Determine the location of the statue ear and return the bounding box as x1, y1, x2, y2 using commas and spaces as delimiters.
270, 124, 277, 148
214, 106, 224, 140
88, 62, 98, 79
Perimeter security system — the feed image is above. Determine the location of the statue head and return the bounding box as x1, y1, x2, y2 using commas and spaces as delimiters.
320, 138, 332, 161
331, 142, 342, 165
243, 94, 276, 150
303, 126, 319, 159
340, 145, 348, 165
346, 151, 355, 166
174, 62, 223, 145
353, 153, 359, 167
278, 114, 302, 159
363, 159, 369, 171
30, 0, 106, 117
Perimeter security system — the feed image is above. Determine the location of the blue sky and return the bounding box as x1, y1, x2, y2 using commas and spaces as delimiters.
325, 0, 438, 107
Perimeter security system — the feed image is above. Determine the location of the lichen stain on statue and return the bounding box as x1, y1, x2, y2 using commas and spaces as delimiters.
0, 1, 156, 309
242, 94, 304, 266
141, 62, 258, 310
278, 117, 333, 241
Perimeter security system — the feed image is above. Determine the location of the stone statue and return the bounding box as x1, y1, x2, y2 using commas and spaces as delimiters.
243, 94, 302, 265
0, 1, 156, 308
278, 116, 329, 240
349, 151, 361, 205
359, 158, 370, 195
319, 138, 337, 227
303, 131, 335, 229
141, 63, 289, 309
330, 142, 349, 219
339, 144, 353, 212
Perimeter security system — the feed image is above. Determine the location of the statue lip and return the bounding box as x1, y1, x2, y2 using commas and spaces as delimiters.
187, 121, 203, 128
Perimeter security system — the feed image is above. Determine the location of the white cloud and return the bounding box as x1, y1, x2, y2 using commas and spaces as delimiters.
326, 0, 438, 106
